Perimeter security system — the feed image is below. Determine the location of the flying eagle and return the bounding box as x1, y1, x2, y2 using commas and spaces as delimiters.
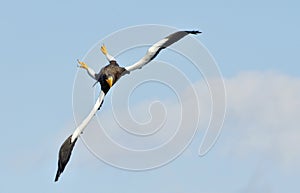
55, 30, 201, 182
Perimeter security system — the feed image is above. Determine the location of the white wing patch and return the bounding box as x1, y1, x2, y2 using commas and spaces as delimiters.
125, 31, 200, 72
125, 38, 168, 72
71, 90, 105, 142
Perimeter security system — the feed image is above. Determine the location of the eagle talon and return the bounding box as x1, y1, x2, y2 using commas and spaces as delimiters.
77, 59, 88, 70
101, 44, 108, 55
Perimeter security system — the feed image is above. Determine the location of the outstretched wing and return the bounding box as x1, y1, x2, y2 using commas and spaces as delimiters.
71, 90, 106, 141
125, 30, 201, 72
55, 90, 106, 182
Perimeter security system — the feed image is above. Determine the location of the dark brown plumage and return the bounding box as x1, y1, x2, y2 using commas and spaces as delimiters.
55, 135, 77, 182
96, 60, 128, 94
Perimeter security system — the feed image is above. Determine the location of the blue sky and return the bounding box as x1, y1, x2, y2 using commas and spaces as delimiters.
1, 0, 299, 193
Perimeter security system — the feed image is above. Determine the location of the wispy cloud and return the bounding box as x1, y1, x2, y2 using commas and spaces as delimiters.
221, 71, 300, 170
74, 70, 300, 173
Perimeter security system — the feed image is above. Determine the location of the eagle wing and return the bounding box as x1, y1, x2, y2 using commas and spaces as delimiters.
55, 90, 105, 181
125, 30, 201, 72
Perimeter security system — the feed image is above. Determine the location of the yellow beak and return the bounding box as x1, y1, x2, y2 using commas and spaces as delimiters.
106, 76, 113, 87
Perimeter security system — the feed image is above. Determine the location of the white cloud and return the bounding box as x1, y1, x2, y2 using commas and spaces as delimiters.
74, 70, 300, 172
221, 71, 300, 169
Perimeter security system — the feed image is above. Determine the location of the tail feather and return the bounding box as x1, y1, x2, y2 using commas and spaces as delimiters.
55, 135, 78, 182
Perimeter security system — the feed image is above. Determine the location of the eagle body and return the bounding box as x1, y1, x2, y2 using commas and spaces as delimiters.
97, 61, 127, 94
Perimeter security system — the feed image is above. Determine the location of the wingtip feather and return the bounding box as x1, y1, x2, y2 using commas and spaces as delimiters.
54, 171, 60, 182
54, 135, 78, 182
185, 30, 202, 34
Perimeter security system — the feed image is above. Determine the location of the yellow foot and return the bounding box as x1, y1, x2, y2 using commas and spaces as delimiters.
77, 59, 88, 70
101, 44, 108, 55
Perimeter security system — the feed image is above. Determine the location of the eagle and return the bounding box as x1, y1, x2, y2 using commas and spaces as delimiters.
55, 30, 201, 182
